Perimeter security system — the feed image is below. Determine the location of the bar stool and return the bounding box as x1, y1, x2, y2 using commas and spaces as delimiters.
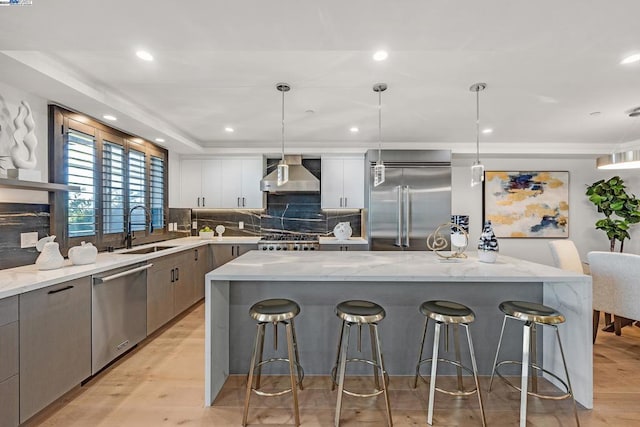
413, 300, 486, 426
331, 300, 392, 427
489, 300, 580, 427
242, 299, 304, 427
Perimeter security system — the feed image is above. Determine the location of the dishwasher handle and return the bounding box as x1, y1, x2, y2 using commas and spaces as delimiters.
94, 263, 153, 283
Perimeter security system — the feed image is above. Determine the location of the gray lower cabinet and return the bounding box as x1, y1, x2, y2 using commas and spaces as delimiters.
147, 247, 212, 335
0, 296, 18, 427
212, 244, 257, 266
19, 277, 91, 423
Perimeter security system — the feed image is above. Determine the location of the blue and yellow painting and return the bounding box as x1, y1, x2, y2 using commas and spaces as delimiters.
484, 171, 569, 238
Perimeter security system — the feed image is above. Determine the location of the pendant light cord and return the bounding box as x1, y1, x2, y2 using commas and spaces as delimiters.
475, 87, 480, 164
281, 88, 285, 161
378, 89, 382, 161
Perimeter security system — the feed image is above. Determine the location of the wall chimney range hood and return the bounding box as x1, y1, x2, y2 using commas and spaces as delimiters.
260, 155, 320, 193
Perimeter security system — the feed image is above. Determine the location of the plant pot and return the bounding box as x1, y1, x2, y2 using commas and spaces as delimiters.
199, 231, 214, 240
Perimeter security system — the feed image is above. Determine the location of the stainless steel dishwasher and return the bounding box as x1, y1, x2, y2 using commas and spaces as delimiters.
91, 262, 151, 374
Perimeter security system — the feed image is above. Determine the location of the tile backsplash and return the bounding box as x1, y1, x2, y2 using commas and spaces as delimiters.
0, 203, 50, 269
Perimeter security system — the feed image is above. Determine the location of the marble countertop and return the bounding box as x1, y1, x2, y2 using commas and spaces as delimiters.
318, 237, 368, 245
207, 250, 589, 283
0, 236, 260, 299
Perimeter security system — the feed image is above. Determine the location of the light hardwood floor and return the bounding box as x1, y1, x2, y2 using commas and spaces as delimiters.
27, 302, 640, 426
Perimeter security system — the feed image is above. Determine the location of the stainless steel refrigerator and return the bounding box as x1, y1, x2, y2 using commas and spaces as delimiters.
366, 150, 452, 251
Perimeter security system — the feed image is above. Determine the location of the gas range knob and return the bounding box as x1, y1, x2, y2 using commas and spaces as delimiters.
276, 247, 282, 250
310, 247, 316, 250
269, 246, 274, 251
282, 247, 288, 250
303, 246, 309, 251
262, 247, 267, 250
293, 246, 299, 251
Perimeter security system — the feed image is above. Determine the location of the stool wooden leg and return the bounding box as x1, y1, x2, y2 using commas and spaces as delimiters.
335, 322, 351, 427
286, 322, 300, 426
519, 322, 532, 427
464, 324, 487, 427
331, 320, 346, 391
554, 326, 581, 427
373, 323, 393, 427
369, 324, 381, 390
427, 321, 441, 426
489, 316, 507, 392
243, 323, 265, 427
290, 318, 304, 391
413, 316, 429, 389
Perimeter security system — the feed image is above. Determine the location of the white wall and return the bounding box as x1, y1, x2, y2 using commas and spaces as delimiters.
453, 157, 640, 266
0, 80, 49, 204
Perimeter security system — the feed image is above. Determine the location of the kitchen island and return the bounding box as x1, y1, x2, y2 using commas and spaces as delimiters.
204, 251, 592, 408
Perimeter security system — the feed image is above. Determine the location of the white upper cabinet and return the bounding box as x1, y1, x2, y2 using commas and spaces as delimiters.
179, 159, 222, 208
321, 155, 365, 209
179, 156, 264, 209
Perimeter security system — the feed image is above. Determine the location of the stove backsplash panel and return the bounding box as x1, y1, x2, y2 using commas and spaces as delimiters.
0, 203, 50, 269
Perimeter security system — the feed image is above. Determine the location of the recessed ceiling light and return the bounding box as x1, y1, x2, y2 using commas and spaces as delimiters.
621, 53, 640, 65
103, 114, 117, 121
224, 127, 235, 133
305, 109, 315, 114
482, 128, 493, 134
350, 127, 359, 133
136, 50, 154, 61
373, 50, 388, 61
589, 111, 601, 116
155, 138, 165, 143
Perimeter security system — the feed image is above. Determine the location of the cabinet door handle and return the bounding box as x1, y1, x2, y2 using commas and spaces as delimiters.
175, 267, 180, 281
344, 197, 348, 207
197, 197, 200, 207
339, 197, 343, 207
48, 285, 74, 295
231, 246, 235, 256
171, 268, 175, 283
195, 249, 199, 261
237, 197, 241, 207
242, 197, 246, 207
202, 197, 205, 207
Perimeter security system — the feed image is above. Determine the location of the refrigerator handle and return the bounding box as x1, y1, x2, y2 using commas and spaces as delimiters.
395, 185, 402, 247
403, 186, 410, 247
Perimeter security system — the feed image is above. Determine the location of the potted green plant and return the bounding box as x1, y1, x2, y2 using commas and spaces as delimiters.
586, 176, 640, 252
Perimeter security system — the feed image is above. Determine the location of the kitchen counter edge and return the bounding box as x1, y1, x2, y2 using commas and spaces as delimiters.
0, 236, 260, 299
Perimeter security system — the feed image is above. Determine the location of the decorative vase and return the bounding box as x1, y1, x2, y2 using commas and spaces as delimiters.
35, 236, 64, 270
477, 220, 499, 263
450, 215, 470, 250
68, 241, 98, 265
333, 222, 353, 240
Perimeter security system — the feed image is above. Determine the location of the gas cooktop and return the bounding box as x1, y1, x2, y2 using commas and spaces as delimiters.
258, 234, 319, 251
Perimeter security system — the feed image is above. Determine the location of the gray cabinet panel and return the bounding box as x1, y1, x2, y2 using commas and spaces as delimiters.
0, 375, 19, 427
0, 322, 18, 383
147, 255, 176, 334
0, 296, 17, 327
212, 244, 256, 267
173, 251, 195, 315
19, 277, 92, 423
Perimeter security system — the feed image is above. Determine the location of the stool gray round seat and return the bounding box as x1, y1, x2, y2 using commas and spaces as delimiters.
243, 298, 304, 427
499, 300, 565, 324
250, 298, 300, 322
332, 300, 392, 426
336, 300, 385, 324
413, 300, 486, 426
489, 300, 579, 427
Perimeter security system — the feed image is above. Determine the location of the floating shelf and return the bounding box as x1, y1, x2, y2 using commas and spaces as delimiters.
0, 178, 80, 192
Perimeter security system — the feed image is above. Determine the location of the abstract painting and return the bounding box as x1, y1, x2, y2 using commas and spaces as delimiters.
484, 171, 569, 238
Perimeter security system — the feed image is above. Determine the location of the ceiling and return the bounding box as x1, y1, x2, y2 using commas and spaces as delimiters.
1, 0, 640, 155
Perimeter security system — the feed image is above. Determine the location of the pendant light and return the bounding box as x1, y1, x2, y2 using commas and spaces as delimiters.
373, 83, 388, 187
276, 83, 290, 186
469, 83, 487, 187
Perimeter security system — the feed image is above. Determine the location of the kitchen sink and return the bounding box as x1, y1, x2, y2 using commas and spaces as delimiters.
119, 245, 178, 255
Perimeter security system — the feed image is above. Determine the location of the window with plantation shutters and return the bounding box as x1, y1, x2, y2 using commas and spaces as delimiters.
51, 106, 168, 251
150, 155, 165, 229
128, 149, 146, 231
103, 141, 125, 234
66, 129, 97, 237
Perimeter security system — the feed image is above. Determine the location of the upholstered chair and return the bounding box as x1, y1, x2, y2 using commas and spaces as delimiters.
548, 240, 584, 274
588, 251, 640, 342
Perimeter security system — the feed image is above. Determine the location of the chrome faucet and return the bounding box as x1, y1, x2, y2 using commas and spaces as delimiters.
125, 205, 154, 249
